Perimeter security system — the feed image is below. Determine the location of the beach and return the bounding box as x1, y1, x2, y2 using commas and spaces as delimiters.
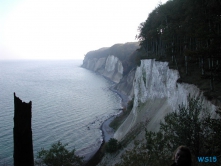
83, 86, 129, 163
78, 116, 116, 162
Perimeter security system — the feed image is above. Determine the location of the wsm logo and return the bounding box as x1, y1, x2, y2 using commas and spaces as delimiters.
197, 156, 217, 163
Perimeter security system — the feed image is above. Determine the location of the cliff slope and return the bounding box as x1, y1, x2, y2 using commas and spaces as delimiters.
82, 44, 220, 166
96, 59, 219, 166
114, 59, 218, 141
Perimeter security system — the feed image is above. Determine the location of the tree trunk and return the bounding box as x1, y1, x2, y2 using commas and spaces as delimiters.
201, 58, 205, 76
185, 56, 188, 75
209, 56, 214, 91
14, 93, 34, 166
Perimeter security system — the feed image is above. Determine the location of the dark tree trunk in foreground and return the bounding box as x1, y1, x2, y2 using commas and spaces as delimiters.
13, 93, 34, 166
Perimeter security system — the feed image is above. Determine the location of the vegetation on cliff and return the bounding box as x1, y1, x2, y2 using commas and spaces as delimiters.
83, 1, 221, 165
35, 141, 84, 166
106, 138, 121, 153
113, 97, 221, 166
83, 42, 140, 76
84, 42, 139, 61
136, 0, 221, 99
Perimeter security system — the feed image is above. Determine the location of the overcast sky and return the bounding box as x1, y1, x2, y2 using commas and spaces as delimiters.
0, 0, 168, 60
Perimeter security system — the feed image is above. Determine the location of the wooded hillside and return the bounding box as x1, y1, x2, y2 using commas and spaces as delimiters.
137, 0, 221, 100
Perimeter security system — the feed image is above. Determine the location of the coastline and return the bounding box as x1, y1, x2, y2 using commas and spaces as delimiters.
84, 116, 116, 166
84, 83, 129, 165
79, 116, 116, 162
101, 116, 115, 142
109, 85, 129, 108
79, 65, 129, 164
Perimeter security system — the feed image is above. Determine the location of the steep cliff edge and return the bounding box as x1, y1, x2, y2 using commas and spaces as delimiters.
82, 42, 139, 84
96, 59, 220, 166
114, 59, 218, 141
82, 44, 219, 141
113, 68, 135, 100
82, 46, 220, 166
82, 55, 123, 83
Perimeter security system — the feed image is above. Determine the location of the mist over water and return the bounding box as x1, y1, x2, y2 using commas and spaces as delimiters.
0, 60, 121, 165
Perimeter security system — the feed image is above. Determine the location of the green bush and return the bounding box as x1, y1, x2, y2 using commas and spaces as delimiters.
115, 96, 221, 166
106, 138, 121, 153
35, 141, 84, 166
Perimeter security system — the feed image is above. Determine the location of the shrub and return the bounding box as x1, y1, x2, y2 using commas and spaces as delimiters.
106, 138, 121, 153
35, 141, 84, 166
115, 96, 221, 166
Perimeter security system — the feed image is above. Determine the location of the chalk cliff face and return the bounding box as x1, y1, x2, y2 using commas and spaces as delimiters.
113, 68, 135, 100
82, 42, 139, 84
103, 55, 123, 83
82, 45, 218, 142
82, 55, 123, 83
114, 59, 218, 140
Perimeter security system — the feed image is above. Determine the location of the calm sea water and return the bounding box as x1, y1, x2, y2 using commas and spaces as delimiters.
0, 60, 121, 165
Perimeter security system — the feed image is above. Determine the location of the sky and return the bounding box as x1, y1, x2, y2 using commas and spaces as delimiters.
0, 0, 168, 60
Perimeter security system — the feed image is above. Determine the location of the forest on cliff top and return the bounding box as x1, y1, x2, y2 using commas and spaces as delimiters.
136, 0, 221, 100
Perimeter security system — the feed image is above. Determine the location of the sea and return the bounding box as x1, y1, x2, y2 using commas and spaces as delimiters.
0, 60, 122, 165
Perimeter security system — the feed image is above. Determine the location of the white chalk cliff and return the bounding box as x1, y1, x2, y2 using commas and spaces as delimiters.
82, 54, 219, 141
114, 59, 218, 140
82, 55, 123, 83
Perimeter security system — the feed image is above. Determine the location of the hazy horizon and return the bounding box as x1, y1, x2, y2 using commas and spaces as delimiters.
0, 0, 168, 60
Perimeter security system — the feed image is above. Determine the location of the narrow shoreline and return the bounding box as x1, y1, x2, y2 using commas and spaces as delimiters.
84, 82, 129, 165
80, 66, 130, 164
101, 83, 129, 142
109, 85, 129, 108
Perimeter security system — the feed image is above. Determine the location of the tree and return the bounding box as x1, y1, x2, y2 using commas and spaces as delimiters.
115, 141, 149, 166
160, 96, 206, 156
115, 96, 221, 166
35, 141, 84, 166
106, 138, 121, 153
137, 0, 221, 91
158, 96, 221, 164
203, 110, 221, 156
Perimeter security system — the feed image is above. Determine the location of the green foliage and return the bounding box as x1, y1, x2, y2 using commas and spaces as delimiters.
137, 0, 221, 92
35, 141, 84, 166
145, 131, 171, 165
202, 110, 221, 156
84, 42, 139, 62
106, 138, 121, 153
115, 141, 148, 166
115, 97, 221, 166
160, 96, 206, 156
138, 0, 221, 55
